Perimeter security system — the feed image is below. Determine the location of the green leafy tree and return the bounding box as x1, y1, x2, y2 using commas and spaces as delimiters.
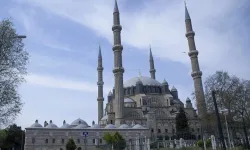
0, 124, 25, 149
103, 132, 126, 150
175, 108, 192, 139
0, 19, 29, 127
66, 138, 77, 150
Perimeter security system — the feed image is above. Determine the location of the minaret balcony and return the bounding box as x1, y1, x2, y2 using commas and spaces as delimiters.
97, 81, 104, 85
97, 67, 103, 71
112, 25, 122, 31
188, 50, 199, 57
112, 45, 123, 51
191, 71, 202, 78
113, 67, 124, 73
185, 31, 195, 38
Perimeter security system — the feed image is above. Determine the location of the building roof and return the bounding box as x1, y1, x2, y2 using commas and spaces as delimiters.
46, 120, 58, 128
124, 76, 162, 88
124, 98, 135, 103
132, 124, 146, 129
105, 124, 116, 129
71, 118, 88, 126
30, 120, 43, 128
119, 124, 130, 129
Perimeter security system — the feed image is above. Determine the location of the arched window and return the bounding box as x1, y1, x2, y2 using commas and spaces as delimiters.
165, 129, 168, 133
45, 139, 48, 144
158, 129, 161, 133
32, 138, 35, 144
110, 120, 113, 124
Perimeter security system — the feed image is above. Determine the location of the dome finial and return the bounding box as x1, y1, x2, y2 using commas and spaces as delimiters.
138, 69, 142, 77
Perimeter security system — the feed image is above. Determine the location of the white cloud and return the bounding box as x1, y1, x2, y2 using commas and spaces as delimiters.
15, 0, 250, 80
25, 73, 112, 94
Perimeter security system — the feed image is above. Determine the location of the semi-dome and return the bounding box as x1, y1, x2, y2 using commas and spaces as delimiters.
124, 98, 135, 103
30, 120, 43, 128
124, 76, 161, 88
71, 118, 88, 126
105, 124, 116, 129
91, 124, 101, 129
132, 124, 145, 129
101, 115, 108, 121
119, 124, 130, 129
74, 124, 88, 129
46, 120, 58, 128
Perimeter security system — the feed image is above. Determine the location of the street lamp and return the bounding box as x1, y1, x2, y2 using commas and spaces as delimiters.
220, 109, 232, 149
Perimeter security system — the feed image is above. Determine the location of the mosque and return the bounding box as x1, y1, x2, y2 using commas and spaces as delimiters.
24, 0, 207, 150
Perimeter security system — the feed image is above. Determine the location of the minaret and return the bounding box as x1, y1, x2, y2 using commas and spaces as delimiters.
112, 0, 124, 126
184, 4, 207, 119
97, 45, 104, 122
149, 45, 156, 79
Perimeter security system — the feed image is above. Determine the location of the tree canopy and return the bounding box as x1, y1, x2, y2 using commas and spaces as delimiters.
175, 108, 194, 139
103, 132, 126, 150
0, 19, 29, 127
0, 124, 24, 149
66, 138, 77, 150
192, 71, 250, 124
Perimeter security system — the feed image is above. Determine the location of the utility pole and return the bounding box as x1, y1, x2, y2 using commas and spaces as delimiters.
212, 91, 226, 150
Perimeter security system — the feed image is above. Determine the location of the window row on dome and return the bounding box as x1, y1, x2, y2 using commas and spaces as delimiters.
124, 86, 163, 96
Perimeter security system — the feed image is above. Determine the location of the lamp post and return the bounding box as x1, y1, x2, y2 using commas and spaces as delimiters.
220, 109, 232, 149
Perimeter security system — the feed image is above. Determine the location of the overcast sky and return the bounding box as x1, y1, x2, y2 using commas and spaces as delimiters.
0, 0, 249, 128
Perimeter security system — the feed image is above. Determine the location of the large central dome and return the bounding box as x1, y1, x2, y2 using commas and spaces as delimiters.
124, 76, 162, 88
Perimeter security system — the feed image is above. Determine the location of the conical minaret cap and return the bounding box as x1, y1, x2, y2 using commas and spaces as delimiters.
185, 2, 191, 20
98, 45, 102, 58
149, 45, 153, 60
114, 0, 119, 13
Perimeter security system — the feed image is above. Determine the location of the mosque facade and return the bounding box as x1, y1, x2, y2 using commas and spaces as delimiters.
24, 0, 206, 150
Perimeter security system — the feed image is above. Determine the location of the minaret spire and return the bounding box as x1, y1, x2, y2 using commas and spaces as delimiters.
112, 0, 124, 126
149, 45, 156, 79
97, 45, 104, 123
184, 4, 207, 119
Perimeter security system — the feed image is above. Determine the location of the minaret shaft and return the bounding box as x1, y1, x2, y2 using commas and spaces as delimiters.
185, 7, 207, 119
112, 0, 124, 126
97, 46, 104, 123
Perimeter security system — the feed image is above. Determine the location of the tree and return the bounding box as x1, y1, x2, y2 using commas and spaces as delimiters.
191, 71, 245, 119
175, 108, 194, 139
0, 124, 25, 149
176, 108, 189, 131
0, 19, 29, 127
66, 138, 77, 150
103, 132, 126, 150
